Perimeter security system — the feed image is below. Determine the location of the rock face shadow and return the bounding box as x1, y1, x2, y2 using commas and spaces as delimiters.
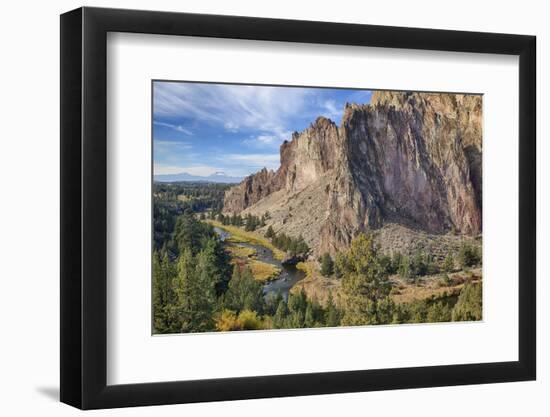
36, 386, 59, 401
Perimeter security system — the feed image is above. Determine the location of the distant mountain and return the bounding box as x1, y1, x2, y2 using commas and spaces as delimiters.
154, 171, 244, 184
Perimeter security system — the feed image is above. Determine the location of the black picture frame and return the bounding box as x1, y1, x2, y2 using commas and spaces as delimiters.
60, 6, 536, 410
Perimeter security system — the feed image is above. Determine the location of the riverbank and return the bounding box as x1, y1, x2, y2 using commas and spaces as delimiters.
206, 220, 286, 260
220, 235, 281, 283
207, 220, 306, 297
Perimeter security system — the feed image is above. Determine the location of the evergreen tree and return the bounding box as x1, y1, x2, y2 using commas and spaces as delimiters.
223, 266, 265, 314
199, 237, 232, 295
288, 309, 305, 328
265, 291, 284, 316
265, 225, 275, 238
172, 249, 216, 333
304, 303, 315, 328
340, 234, 392, 326
426, 301, 452, 323
152, 249, 176, 333
398, 255, 413, 280
288, 289, 307, 315
273, 299, 288, 329
411, 251, 428, 276
452, 282, 482, 321
457, 243, 481, 268
378, 254, 394, 275
391, 251, 403, 273
173, 211, 213, 255
442, 252, 454, 273
325, 292, 341, 327
320, 253, 334, 277
376, 296, 396, 324
333, 252, 345, 278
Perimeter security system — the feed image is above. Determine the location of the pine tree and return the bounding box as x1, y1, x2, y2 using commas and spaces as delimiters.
452, 282, 482, 321
172, 249, 215, 333
265, 225, 275, 238
442, 252, 454, 273
340, 234, 392, 326
320, 253, 334, 276
427, 301, 452, 323
457, 243, 481, 268
273, 299, 288, 329
152, 249, 176, 333
199, 237, 231, 295
325, 292, 341, 327
304, 303, 315, 328
288, 289, 307, 315
223, 266, 265, 314
398, 255, 412, 280
391, 251, 403, 273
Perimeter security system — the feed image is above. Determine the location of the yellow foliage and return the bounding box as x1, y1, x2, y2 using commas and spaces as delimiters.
296, 261, 314, 279
248, 260, 281, 282
237, 310, 264, 330
215, 309, 241, 331
215, 309, 264, 331
205, 220, 286, 260
226, 244, 256, 259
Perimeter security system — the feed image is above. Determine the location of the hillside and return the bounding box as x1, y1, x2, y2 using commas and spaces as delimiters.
223, 91, 482, 256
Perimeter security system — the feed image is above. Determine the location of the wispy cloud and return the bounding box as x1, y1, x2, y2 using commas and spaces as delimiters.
154, 82, 311, 144
224, 121, 239, 132
154, 139, 192, 149
153, 82, 372, 177
153, 121, 194, 135
243, 130, 292, 148
320, 99, 341, 120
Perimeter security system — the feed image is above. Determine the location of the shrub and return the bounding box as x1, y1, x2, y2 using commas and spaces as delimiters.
237, 310, 264, 330
440, 273, 452, 287
215, 309, 264, 331
215, 309, 241, 331
457, 243, 481, 268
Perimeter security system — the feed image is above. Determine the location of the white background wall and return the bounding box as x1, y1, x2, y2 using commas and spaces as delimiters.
0, 0, 546, 415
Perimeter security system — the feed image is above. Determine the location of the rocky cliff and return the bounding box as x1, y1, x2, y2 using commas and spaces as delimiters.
223, 91, 482, 255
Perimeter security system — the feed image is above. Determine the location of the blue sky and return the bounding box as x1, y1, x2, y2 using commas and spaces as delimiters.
153, 81, 372, 178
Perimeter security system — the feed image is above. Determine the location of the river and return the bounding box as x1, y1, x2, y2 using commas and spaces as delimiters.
214, 227, 305, 299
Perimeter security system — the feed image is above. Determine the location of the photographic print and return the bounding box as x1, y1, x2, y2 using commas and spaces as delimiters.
152, 81, 482, 334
